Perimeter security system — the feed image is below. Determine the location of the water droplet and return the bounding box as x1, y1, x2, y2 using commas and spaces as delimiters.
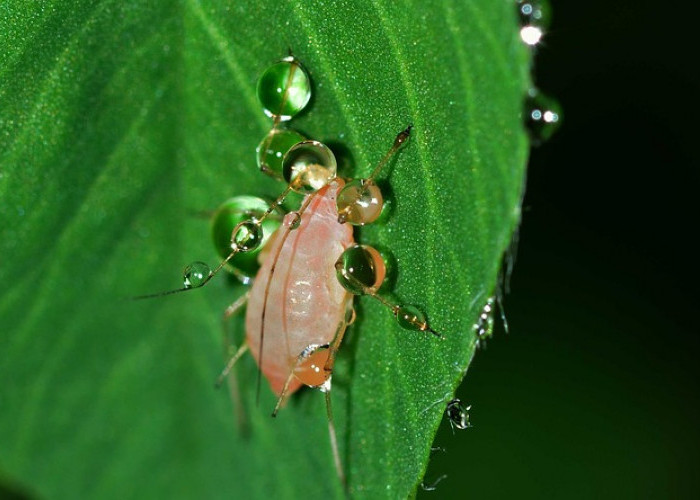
336, 179, 384, 225
517, 0, 551, 46
524, 88, 562, 145
211, 196, 281, 280
183, 261, 211, 288
395, 304, 428, 332
335, 244, 386, 295
517, 0, 551, 28
288, 211, 301, 230
282, 140, 337, 193
256, 129, 306, 179
520, 25, 543, 46
231, 220, 263, 252
446, 399, 472, 430
256, 57, 311, 121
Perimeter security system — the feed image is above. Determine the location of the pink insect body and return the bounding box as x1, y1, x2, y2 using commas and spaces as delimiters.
245, 179, 354, 395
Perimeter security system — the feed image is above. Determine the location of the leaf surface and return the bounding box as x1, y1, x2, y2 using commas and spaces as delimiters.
0, 1, 530, 498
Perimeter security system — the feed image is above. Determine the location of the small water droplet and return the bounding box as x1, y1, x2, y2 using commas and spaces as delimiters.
231, 220, 262, 252
256, 57, 311, 121
524, 88, 562, 145
395, 304, 428, 332
288, 211, 301, 230
517, 0, 551, 28
183, 261, 211, 288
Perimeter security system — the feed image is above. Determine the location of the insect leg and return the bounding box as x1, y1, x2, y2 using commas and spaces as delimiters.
216, 292, 251, 431
314, 300, 354, 488
268, 337, 348, 488
216, 291, 251, 388
325, 386, 346, 490
215, 340, 250, 389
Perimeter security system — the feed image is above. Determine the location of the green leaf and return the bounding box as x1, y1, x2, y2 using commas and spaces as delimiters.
0, 1, 530, 498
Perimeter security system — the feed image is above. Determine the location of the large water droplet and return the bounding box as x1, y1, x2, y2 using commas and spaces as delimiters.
336, 178, 384, 225
524, 88, 562, 145
335, 244, 386, 295
256, 129, 306, 179
282, 140, 337, 193
183, 261, 211, 288
256, 57, 311, 121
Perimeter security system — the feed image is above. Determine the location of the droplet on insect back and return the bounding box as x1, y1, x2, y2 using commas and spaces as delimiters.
231, 220, 263, 252
336, 178, 384, 225
256, 56, 311, 121
211, 196, 281, 280
335, 244, 386, 295
524, 88, 562, 145
446, 399, 472, 430
282, 140, 337, 193
256, 128, 306, 178
294, 345, 332, 388
288, 211, 302, 230
395, 304, 429, 331
183, 261, 211, 288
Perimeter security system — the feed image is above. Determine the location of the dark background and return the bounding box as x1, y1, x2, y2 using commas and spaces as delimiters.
421, 1, 700, 498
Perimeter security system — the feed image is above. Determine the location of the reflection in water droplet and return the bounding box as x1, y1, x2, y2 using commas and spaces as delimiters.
524, 88, 562, 145
183, 261, 211, 288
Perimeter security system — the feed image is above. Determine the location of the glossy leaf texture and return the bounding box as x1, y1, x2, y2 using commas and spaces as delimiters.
0, 1, 530, 498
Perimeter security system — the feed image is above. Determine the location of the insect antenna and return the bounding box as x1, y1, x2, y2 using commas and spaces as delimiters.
133, 219, 265, 300
336, 126, 412, 226
335, 244, 443, 337
367, 125, 412, 183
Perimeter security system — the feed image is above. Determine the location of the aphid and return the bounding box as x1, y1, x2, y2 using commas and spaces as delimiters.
445, 398, 472, 431
136, 54, 442, 486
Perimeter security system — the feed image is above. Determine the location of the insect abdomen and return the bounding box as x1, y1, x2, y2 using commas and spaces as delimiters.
245, 180, 354, 395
